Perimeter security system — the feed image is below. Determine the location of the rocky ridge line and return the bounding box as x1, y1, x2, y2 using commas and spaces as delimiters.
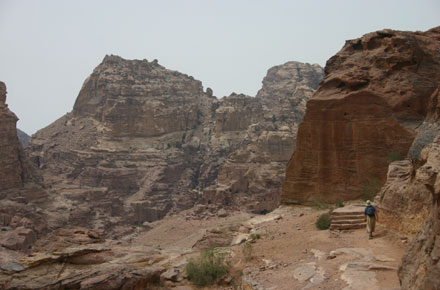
26, 56, 324, 237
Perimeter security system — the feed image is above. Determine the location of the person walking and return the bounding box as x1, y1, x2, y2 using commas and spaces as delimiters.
364, 200, 378, 239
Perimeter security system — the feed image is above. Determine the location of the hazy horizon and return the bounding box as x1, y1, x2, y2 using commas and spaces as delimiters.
1, 0, 439, 135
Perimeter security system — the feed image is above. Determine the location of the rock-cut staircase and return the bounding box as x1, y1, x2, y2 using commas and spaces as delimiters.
330, 205, 366, 231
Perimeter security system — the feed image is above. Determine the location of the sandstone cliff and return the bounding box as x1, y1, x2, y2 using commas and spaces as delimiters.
392, 136, 440, 289
282, 27, 440, 204
27, 56, 323, 235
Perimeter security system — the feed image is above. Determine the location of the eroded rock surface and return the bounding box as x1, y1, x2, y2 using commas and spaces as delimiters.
0, 81, 28, 190
282, 26, 440, 204
395, 136, 440, 289
27, 56, 323, 236
0, 82, 49, 253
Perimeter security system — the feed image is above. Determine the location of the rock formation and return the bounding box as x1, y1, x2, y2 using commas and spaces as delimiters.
204, 62, 324, 212
27, 56, 323, 235
376, 159, 432, 235
0, 81, 28, 190
282, 27, 440, 204
0, 82, 48, 253
395, 136, 440, 289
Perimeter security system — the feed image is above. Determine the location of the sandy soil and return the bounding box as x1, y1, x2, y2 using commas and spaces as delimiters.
123, 205, 406, 290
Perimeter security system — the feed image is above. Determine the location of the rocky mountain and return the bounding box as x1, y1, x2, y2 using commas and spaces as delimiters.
26, 56, 323, 236
16, 128, 30, 148
281, 27, 440, 204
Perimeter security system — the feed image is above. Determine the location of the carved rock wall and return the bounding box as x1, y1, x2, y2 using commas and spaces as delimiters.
282, 27, 440, 204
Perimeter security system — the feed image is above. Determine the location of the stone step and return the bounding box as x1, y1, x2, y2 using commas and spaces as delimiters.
330, 223, 366, 231
331, 205, 365, 217
331, 211, 364, 217
331, 215, 364, 221
331, 219, 365, 225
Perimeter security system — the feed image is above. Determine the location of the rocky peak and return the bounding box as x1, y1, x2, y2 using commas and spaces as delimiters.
257, 61, 323, 102
73, 55, 206, 138
257, 61, 324, 125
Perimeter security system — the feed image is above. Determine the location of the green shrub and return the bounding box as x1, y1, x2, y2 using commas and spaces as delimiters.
185, 248, 231, 286
388, 151, 403, 162
335, 200, 345, 208
315, 212, 331, 230
361, 178, 381, 201
242, 242, 253, 261
310, 198, 331, 210
249, 233, 261, 240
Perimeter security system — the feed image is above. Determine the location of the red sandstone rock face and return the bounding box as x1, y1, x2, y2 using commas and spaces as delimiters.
281, 27, 440, 204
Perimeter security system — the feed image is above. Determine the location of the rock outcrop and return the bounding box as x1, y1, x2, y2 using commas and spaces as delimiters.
376, 159, 432, 235
0, 81, 28, 190
396, 136, 440, 289
203, 62, 324, 213
27, 56, 323, 234
0, 82, 49, 253
282, 27, 440, 204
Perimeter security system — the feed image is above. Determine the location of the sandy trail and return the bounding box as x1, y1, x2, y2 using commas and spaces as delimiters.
130, 205, 406, 290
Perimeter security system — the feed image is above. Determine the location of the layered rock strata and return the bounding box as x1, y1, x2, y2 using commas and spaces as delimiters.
205, 62, 324, 212
27, 56, 323, 234
282, 27, 440, 204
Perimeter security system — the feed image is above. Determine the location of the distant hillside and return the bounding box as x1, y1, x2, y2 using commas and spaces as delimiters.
17, 128, 30, 147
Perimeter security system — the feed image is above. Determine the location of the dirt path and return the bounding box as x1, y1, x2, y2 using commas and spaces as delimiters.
231, 206, 405, 290
128, 205, 406, 289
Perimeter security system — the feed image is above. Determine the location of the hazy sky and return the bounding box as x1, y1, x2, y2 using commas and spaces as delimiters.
0, 0, 439, 135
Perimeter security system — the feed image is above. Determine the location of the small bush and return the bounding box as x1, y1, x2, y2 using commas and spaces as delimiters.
335, 200, 345, 208
310, 198, 331, 210
388, 151, 403, 162
249, 233, 261, 240
185, 248, 231, 286
316, 212, 331, 230
361, 178, 381, 201
242, 242, 253, 261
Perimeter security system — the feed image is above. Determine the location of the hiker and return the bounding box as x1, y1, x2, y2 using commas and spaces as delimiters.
364, 200, 378, 239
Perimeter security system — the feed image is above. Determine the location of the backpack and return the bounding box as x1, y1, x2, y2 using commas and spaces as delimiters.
366, 206, 375, 217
